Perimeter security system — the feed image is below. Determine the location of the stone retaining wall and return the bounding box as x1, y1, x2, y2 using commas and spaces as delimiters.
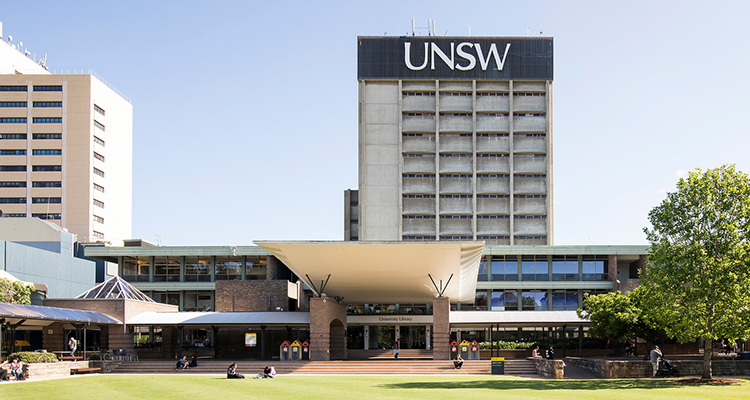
16, 360, 120, 379
531, 358, 565, 379
565, 357, 750, 378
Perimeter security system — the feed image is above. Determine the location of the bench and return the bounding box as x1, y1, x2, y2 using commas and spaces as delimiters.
71, 367, 101, 375
59, 356, 84, 361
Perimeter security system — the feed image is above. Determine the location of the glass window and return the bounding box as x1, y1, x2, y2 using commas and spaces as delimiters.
185, 256, 211, 282
153, 256, 181, 282
552, 255, 579, 281
122, 256, 150, 282
521, 255, 548, 281
474, 291, 488, 311
582, 256, 609, 281
552, 290, 579, 310
491, 290, 518, 311
521, 291, 549, 311
477, 260, 488, 281
184, 291, 213, 311
152, 291, 179, 306
245, 256, 267, 280
491, 256, 518, 281
214, 256, 242, 280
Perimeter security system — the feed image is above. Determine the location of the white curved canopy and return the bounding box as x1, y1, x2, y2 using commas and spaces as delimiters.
255, 241, 484, 304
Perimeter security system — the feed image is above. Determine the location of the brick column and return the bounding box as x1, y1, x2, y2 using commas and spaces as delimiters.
309, 297, 347, 361
432, 296, 450, 360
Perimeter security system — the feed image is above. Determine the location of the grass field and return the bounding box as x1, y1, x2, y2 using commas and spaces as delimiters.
1, 375, 748, 400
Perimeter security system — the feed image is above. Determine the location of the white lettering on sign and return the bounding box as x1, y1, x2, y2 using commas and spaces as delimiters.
405, 42, 511, 72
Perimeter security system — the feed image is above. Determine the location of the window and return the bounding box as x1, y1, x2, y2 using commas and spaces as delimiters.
94, 120, 105, 131
0, 134, 27, 140
184, 291, 213, 312
0, 198, 26, 204
33, 134, 61, 140
33, 85, 62, 91
0, 166, 26, 171
185, 256, 211, 282
491, 256, 518, 281
32, 149, 61, 155
93, 152, 104, 162
214, 256, 243, 280
32, 213, 61, 220
0, 118, 27, 123
122, 256, 150, 282
3, 213, 26, 218
0, 150, 26, 155
514, 215, 547, 219
0, 86, 27, 91
32, 181, 61, 188
94, 104, 105, 116
32, 197, 61, 204
474, 291, 488, 310
0, 182, 26, 187
93, 215, 104, 224
154, 256, 181, 282
0, 102, 27, 107
522, 255, 548, 281
491, 290, 518, 311
93, 183, 104, 193
552, 290, 579, 311
552, 255, 579, 281
32, 165, 61, 171
582, 256, 609, 281
477, 260, 488, 282
93, 168, 104, 177
33, 102, 62, 108
245, 256, 267, 280
93, 136, 105, 146
521, 291, 549, 311
93, 199, 104, 208
152, 291, 179, 306
92, 231, 104, 239
33, 118, 62, 124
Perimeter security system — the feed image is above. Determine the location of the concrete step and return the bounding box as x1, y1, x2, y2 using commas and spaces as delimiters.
110, 359, 539, 376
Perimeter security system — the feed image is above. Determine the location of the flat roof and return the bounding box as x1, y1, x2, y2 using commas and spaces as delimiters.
127, 311, 310, 328
256, 241, 484, 304
0, 302, 121, 327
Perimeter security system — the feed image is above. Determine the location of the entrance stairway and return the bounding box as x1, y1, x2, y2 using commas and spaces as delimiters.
111, 359, 539, 376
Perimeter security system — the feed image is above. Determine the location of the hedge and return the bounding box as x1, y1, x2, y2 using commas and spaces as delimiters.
7, 351, 58, 363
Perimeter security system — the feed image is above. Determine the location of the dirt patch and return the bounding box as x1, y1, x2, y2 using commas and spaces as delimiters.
674, 378, 743, 384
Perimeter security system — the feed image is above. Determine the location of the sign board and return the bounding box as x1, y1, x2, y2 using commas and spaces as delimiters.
358, 37, 553, 80
245, 333, 257, 347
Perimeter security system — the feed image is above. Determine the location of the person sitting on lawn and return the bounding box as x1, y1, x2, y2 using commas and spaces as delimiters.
227, 363, 245, 379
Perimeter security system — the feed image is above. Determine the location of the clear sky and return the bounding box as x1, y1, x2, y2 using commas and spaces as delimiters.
2, 1, 748, 246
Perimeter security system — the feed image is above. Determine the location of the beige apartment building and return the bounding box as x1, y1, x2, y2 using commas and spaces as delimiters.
353, 37, 554, 245
0, 27, 132, 245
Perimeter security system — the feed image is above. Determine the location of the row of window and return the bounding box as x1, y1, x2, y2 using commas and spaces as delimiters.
94, 120, 105, 131
0, 102, 63, 108
0, 85, 62, 91
0, 118, 62, 124
0, 133, 63, 140
403, 214, 546, 220
474, 289, 588, 312
404, 112, 546, 117
403, 92, 544, 97
0, 197, 61, 204
93, 199, 104, 208
0, 165, 61, 171
403, 153, 543, 158
122, 256, 268, 283
0, 150, 62, 155
404, 133, 543, 138
94, 104, 105, 116
0, 181, 61, 188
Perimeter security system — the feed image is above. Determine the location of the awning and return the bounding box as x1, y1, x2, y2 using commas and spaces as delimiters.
450, 310, 590, 327
0, 302, 121, 326
127, 311, 310, 327
255, 241, 485, 304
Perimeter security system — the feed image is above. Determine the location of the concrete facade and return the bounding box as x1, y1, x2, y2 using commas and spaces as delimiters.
357, 41, 554, 245
0, 38, 132, 246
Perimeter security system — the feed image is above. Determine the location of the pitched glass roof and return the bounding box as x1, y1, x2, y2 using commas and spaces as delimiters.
76, 275, 155, 302
0, 302, 121, 325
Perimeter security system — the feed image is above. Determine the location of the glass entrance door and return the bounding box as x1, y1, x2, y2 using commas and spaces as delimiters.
400, 325, 426, 349
369, 326, 395, 349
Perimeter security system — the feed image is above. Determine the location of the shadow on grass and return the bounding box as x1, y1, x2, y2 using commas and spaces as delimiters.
378, 378, 746, 391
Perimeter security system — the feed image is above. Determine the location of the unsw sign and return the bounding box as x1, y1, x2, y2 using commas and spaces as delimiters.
357, 37, 553, 80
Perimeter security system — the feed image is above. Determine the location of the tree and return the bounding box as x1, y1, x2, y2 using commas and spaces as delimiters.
641, 164, 750, 379
0, 277, 33, 304
577, 288, 659, 357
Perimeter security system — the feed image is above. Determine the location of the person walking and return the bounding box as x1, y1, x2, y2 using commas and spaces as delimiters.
650, 345, 662, 378
68, 336, 77, 357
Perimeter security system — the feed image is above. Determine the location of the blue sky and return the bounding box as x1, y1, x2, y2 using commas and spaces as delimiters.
2, 1, 749, 246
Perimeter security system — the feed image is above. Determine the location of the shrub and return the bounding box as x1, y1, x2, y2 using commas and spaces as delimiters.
7, 351, 58, 363
87, 353, 112, 361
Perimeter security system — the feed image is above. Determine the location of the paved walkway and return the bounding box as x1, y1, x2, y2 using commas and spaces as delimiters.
563, 362, 599, 379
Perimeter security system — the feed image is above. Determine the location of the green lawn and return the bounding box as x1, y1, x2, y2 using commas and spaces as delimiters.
2, 375, 749, 400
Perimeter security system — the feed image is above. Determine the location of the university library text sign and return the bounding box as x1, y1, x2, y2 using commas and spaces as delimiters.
357, 37, 553, 80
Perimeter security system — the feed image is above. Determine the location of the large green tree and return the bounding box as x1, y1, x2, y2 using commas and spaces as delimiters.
641, 164, 750, 379
577, 288, 659, 357
0, 277, 33, 304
